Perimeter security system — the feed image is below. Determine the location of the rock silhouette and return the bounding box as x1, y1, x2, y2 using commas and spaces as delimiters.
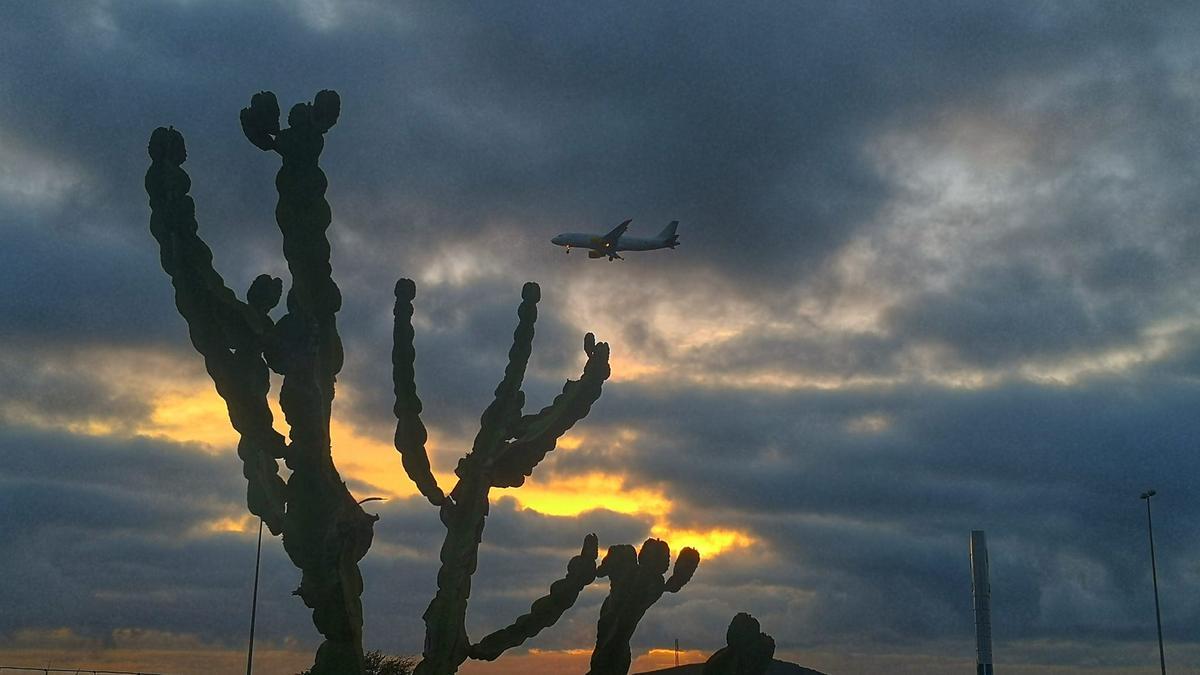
702, 613, 776, 675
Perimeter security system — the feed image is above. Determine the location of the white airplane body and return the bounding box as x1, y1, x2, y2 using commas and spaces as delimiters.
551, 220, 680, 260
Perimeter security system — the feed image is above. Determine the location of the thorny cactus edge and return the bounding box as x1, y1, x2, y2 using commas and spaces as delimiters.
393, 278, 616, 675
147, 90, 375, 675
588, 538, 701, 675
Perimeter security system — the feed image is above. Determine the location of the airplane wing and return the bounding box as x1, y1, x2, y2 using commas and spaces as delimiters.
601, 219, 631, 244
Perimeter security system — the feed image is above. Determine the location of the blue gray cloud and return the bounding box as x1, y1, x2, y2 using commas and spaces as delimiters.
2, 1, 1200, 672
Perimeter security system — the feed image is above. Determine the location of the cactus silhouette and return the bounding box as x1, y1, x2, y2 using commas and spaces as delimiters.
469, 533, 600, 661
147, 90, 682, 675
394, 280, 613, 675
587, 538, 701, 675
147, 90, 375, 675
702, 613, 776, 675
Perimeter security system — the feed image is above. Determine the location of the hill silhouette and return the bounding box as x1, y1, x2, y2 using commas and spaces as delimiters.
634, 659, 828, 675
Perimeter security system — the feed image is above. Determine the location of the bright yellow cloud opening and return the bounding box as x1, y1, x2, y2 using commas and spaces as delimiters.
198, 514, 257, 535
495, 471, 671, 517
144, 385, 754, 558
145, 390, 240, 450
20, 354, 754, 560
649, 526, 755, 557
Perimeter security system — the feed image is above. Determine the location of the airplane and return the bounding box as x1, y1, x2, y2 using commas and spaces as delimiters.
551, 220, 680, 261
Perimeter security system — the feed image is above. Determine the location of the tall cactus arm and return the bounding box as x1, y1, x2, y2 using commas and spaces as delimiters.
392, 278, 445, 506
595, 544, 639, 582
491, 335, 611, 489
241, 90, 372, 675
257, 89, 345, 413
664, 547, 700, 592
240, 91, 280, 152
145, 126, 287, 532
480, 282, 539, 447
454, 282, 540, 487
416, 283, 543, 675
469, 534, 600, 661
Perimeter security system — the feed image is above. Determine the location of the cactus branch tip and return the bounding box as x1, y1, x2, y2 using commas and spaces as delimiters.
148, 126, 186, 164
522, 282, 541, 303
395, 278, 417, 301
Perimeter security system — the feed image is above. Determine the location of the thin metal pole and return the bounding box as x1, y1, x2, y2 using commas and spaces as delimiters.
247, 517, 264, 675
1142, 492, 1166, 675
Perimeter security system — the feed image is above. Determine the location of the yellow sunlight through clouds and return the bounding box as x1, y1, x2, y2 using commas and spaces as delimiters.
17, 348, 755, 560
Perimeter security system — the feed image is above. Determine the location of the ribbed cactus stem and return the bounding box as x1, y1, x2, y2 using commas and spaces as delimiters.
665, 547, 700, 592
415, 283, 541, 675
470, 534, 600, 661
467, 282, 540, 473
392, 278, 445, 506
145, 126, 286, 533
587, 539, 701, 675
243, 89, 344, 413
244, 90, 372, 675
150, 90, 375, 675
409, 280, 612, 675
492, 335, 611, 488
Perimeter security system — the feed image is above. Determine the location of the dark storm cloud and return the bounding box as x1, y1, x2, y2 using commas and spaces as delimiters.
864, 27, 1200, 371
0, 222, 181, 349
682, 330, 904, 381
2, 0, 1194, 378
1, 0, 1179, 314
0, 427, 273, 640
888, 262, 1143, 367
540, 373, 1200, 646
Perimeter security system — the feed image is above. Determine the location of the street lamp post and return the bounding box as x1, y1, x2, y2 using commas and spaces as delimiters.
1140, 490, 1166, 675
246, 517, 264, 675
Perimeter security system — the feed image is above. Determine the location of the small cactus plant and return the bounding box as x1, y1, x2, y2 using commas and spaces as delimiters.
587, 538, 701, 675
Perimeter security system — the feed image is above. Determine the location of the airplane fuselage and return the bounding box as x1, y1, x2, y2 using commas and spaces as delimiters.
550, 233, 670, 252
551, 220, 679, 260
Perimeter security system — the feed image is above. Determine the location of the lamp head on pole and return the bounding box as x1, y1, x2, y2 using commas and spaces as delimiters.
1140, 489, 1157, 500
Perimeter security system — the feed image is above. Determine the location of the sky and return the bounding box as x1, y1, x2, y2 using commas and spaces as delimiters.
1, 1, 1199, 674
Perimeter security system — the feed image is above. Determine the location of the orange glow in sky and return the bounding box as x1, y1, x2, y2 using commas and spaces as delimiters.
171, 384, 751, 557
19, 359, 754, 559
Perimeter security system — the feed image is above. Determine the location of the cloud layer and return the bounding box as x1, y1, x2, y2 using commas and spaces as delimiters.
2, 1, 1200, 673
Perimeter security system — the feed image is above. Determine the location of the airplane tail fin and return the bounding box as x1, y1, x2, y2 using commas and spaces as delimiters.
657, 220, 680, 248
